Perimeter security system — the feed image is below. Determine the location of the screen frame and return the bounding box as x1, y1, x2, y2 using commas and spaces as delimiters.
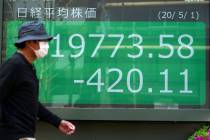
47, 108, 210, 121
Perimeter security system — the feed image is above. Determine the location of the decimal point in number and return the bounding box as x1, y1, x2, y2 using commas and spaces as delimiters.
148, 88, 153, 93
148, 53, 153, 58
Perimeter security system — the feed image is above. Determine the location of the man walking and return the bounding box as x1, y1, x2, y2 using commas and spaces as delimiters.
0, 21, 75, 140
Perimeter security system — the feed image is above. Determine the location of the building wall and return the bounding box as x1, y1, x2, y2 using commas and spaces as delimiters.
0, 1, 209, 140
36, 121, 203, 140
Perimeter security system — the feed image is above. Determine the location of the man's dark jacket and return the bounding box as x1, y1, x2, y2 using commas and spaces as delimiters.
0, 52, 61, 139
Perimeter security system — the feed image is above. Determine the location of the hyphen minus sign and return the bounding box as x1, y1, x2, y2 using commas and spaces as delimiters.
74, 80, 85, 84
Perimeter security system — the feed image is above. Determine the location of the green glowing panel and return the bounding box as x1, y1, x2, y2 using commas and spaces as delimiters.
6, 21, 206, 106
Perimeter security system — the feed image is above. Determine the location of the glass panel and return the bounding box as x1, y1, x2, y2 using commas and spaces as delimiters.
3, 0, 210, 109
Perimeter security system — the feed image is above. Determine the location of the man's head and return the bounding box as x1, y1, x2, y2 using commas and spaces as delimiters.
15, 21, 52, 59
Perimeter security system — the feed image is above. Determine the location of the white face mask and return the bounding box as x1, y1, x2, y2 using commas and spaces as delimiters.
34, 41, 49, 58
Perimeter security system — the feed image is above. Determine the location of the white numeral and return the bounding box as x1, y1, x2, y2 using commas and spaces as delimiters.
86, 68, 104, 92
177, 34, 194, 59
180, 69, 193, 93
160, 69, 173, 93
108, 34, 124, 58
89, 34, 105, 58
128, 34, 143, 58
127, 68, 143, 93
51, 34, 64, 57
107, 68, 123, 93
69, 34, 85, 58
159, 34, 174, 58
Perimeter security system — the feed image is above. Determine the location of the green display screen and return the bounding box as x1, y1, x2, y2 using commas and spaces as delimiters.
6, 21, 206, 106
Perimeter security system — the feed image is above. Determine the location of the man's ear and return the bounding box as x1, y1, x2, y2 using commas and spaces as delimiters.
25, 40, 39, 49
25, 40, 33, 46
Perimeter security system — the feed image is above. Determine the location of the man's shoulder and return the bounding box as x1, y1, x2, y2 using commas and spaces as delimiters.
0, 53, 26, 71
9, 53, 26, 65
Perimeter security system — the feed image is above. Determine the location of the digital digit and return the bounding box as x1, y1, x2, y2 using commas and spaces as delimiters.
158, 34, 174, 58
51, 34, 64, 57
160, 69, 173, 93
107, 68, 123, 93
127, 68, 143, 93
177, 34, 194, 59
108, 34, 124, 58
127, 34, 143, 58
87, 68, 104, 92
89, 34, 105, 58
180, 69, 193, 93
69, 34, 85, 58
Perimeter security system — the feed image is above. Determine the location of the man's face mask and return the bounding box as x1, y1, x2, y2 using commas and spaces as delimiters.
33, 41, 49, 58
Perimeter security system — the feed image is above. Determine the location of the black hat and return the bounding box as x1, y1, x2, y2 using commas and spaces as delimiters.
15, 21, 53, 47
